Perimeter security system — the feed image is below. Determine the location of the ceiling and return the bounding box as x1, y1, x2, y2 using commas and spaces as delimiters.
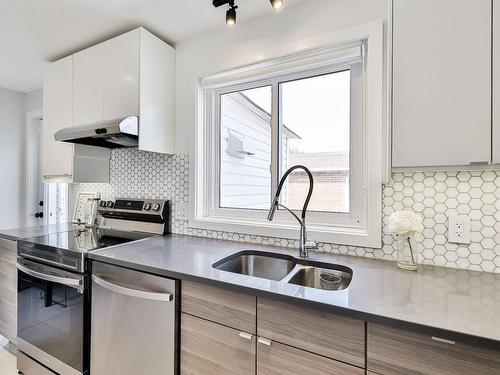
0, 0, 304, 93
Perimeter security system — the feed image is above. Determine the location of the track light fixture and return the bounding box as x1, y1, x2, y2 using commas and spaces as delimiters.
270, 0, 283, 10
213, 0, 284, 25
226, 1, 237, 26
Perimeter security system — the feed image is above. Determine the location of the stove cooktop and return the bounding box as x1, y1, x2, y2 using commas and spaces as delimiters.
26, 228, 154, 252
17, 228, 156, 273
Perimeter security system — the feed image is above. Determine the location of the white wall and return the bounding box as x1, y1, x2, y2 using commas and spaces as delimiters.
174, 0, 388, 153
0, 88, 26, 229
25, 88, 43, 112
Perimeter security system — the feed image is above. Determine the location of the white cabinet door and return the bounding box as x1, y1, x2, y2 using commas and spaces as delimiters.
392, 0, 491, 168
42, 56, 73, 180
73, 44, 104, 126
493, 0, 500, 164
138, 29, 176, 154
103, 29, 140, 121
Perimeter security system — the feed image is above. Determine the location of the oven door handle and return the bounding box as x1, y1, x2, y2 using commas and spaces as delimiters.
17, 261, 83, 290
92, 275, 173, 302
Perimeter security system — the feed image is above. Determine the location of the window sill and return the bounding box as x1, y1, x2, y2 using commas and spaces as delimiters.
188, 215, 381, 249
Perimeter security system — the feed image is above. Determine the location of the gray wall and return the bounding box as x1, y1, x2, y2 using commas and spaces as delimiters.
0, 88, 27, 229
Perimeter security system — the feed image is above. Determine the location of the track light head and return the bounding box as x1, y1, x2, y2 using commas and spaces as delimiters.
214, 0, 281, 26
226, 5, 237, 26
270, 0, 283, 10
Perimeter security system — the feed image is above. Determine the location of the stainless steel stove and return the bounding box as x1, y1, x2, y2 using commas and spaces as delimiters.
16, 198, 169, 375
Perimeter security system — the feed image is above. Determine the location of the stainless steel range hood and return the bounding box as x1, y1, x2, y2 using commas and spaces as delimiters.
54, 116, 139, 148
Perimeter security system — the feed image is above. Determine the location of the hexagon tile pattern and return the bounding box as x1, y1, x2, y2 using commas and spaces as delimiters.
72, 149, 500, 274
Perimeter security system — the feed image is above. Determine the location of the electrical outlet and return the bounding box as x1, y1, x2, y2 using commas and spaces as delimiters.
448, 215, 471, 244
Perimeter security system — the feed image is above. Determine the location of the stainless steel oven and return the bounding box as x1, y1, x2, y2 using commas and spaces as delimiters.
16, 258, 89, 375
16, 198, 169, 375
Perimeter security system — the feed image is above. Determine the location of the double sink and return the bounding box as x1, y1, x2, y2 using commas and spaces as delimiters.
213, 250, 352, 291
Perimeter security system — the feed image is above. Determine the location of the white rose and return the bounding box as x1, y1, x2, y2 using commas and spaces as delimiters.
388, 210, 423, 235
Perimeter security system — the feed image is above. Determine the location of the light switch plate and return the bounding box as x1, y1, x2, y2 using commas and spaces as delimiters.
448, 215, 471, 244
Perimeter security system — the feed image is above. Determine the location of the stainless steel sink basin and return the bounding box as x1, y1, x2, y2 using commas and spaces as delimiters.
287, 265, 352, 291
213, 251, 353, 291
213, 251, 296, 281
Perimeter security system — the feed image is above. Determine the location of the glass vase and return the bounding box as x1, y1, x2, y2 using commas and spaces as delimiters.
394, 234, 418, 271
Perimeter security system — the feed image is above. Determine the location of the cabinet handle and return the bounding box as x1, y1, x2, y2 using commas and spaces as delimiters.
43, 174, 72, 178
431, 336, 455, 345
257, 337, 272, 346
239, 332, 253, 340
468, 161, 490, 166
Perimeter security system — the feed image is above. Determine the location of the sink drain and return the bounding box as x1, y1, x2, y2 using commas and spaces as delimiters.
319, 272, 342, 290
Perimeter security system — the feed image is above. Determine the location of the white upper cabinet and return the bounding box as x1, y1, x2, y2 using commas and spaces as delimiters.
73, 44, 104, 126
138, 28, 176, 154
44, 56, 110, 183
43, 27, 175, 165
392, 0, 491, 168
43, 56, 74, 180
493, 0, 500, 164
103, 29, 140, 121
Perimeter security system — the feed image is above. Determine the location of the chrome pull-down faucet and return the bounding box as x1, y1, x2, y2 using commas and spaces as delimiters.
267, 165, 318, 258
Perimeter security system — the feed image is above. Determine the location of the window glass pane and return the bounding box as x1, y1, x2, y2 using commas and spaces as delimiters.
219, 86, 272, 210
46, 183, 69, 224
280, 70, 350, 213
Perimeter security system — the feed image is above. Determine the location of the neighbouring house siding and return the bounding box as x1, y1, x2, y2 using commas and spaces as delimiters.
220, 93, 272, 210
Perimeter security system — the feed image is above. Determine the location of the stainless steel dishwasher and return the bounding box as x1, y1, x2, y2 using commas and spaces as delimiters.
91, 261, 178, 375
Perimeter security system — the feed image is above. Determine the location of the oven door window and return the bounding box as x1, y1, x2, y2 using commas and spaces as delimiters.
17, 260, 86, 373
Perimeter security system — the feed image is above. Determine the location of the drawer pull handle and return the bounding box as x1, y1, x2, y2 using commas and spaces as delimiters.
239, 332, 253, 340
432, 336, 455, 345
257, 337, 272, 346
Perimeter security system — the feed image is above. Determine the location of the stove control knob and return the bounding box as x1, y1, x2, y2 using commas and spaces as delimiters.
99, 200, 107, 207
152, 203, 161, 211
106, 201, 114, 208
143, 203, 152, 211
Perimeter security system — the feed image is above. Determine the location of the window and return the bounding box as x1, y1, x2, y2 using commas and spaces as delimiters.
219, 86, 272, 210
192, 21, 384, 248
279, 71, 351, 214
45, 183, 69, 225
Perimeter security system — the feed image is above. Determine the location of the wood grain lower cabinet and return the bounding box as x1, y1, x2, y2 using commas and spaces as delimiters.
257, 340, 364, 375
257, 298, 365, 367
367, 323, 500, 375
0, 238, 17, 343
181, 280, 256, 333
180, 313, 255, 375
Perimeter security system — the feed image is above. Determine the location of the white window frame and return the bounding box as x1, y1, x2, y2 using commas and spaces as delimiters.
190, 20, 384, 248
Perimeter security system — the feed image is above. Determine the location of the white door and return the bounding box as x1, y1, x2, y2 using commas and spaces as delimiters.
27, 118, 69, 226
26, 118, 45, 226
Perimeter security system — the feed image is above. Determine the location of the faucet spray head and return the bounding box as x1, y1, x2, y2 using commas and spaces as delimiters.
267, 196, 279, 221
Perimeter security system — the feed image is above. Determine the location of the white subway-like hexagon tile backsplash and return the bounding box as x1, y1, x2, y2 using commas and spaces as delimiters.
72, 149, 500, 273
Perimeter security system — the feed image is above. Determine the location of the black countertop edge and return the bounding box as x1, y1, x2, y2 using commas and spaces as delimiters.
89, 253, 500, 352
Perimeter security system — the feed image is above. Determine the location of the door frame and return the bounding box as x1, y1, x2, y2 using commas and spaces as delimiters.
25, 108, 45, 226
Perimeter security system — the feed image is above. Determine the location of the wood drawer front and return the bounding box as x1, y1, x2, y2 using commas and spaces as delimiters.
181, 280, 256, 333
0, 238, 17, 263
257, 298, 365, 367
367, 324, 500, 375
181, 313, 255, 375
257, 340, 364, 375
0, 238, 17, 343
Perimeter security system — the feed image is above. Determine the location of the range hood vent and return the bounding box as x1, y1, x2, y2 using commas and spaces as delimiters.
54, 116, 139, 148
